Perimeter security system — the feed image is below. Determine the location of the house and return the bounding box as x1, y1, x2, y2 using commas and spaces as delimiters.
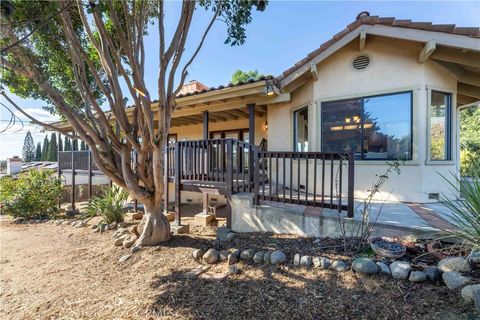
56, 13, 480, 235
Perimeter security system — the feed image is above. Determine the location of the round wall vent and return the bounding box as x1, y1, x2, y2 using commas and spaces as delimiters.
352, 55, 370, 70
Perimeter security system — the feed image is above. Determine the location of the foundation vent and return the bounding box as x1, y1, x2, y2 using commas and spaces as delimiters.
352, 55, 370, 70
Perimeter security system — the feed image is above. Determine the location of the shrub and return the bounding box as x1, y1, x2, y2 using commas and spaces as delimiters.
0, 170, 62, 219
86, 185, 129, 223
440, 164, 480, 249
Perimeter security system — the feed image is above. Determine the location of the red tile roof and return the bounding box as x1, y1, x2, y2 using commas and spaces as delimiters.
280, 13, 480, 80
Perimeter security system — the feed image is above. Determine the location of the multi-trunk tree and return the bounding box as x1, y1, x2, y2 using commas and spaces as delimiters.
0, 0, 267, 246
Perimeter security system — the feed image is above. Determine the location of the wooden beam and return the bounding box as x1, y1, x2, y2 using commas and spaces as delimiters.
458, 83, 480, 100
359, 30, 366, 51
457, 94, 477, 106
460, 71, 480, 87
418, 40, 436, 63
431, 47, 480, 68
208, 113, 228, 121
310, 64, 318, 81
216, 111, 239, 120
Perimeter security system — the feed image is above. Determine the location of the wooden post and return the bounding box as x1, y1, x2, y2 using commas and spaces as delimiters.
71, 149, 75, 210
226, 139, 233, 228
347, 152, 355, 218
163, 147, 169, 214
88, 150, 92, 199
253, 145, 259, 204
174, 142, 182, 225
248, 104, 255, 184
203, 111, 209, 140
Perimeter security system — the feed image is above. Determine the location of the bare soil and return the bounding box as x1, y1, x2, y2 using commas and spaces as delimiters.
0, 216, 477, 320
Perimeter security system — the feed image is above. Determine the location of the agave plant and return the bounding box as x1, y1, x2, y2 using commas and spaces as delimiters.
440, 164, 480, 250
86, 185, 129, 224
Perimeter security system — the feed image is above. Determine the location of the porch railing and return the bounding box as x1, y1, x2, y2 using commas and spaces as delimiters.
167, 138, 354, 217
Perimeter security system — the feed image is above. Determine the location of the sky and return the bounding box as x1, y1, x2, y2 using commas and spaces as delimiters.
0, 0, 479, 160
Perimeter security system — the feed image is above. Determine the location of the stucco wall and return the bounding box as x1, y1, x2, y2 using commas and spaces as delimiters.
267, 36, 459, 203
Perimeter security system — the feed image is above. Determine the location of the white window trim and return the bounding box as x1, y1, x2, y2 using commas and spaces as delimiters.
425, 85, 456, 165
290, 101, 313, 152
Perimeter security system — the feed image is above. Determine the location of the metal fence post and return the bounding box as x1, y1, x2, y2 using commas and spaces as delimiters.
347, 152, 355, 218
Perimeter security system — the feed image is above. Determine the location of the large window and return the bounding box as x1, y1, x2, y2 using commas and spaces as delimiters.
429, 91, 451, 161
294, 107, 309, 151
321, 91, 412, 160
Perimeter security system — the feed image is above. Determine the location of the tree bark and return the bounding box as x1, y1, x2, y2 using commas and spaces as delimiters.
135, 204, 171, 246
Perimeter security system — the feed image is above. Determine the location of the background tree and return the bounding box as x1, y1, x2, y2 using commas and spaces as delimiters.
231, 69, 265, 85
0, 0, 267, 246
58, 135, 63, 152
72, 139, 78, 151
41, 135, 49, 161
22, 130, 35, 162
64, 136, 71, 151
460, 106, 480, 176
35, 142, 42, 161
47, 132, 58, 161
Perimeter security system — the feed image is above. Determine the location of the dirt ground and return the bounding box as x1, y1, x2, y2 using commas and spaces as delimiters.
0, 216, 478, 320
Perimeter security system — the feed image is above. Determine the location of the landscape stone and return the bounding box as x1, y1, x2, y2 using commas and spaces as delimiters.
263, 251, 271, 264
92, 224, 98, 230
130, 225, 140, 238
424, 266, 443, 282
203, 248, 219, 264
313, 238, 322, 244
409, 271, 427, 283
114, 237, 126, 246
216, 226, 231, 242
438, 257, 471, 273
461, 284, 480, 308
253, 251, 265, 264
319, 258, 332, 269
228, 264, 239, 275
192, 248, 205, 260
469, 252, 480, 264
376, 262, 391, 275
227, 253, 238, 265
240, 249, 256, 261
390, 261, 411, 280
219, 250, 229, 262
132, 212, 144, 220
123, 237, 135, 249
119, 222, 128, 228
130, 245, 141, 253
300, 255, 312, 267
231, 248, 241, 258
270, 250, 287, 265
293, 253, 301, 266
442, 271, 470, 290
109, 222, 118, 230
352, 258, 378, 275
331, 260, 348, 272
226, 232, 236, 241
312, 257, 321, 268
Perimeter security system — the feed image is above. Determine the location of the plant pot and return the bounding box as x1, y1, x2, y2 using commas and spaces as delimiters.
370, 237, 406, 258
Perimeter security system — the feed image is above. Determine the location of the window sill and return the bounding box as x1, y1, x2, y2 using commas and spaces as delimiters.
425, 160, 456, 166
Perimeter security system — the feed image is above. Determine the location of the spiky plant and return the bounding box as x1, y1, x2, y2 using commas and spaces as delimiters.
86, 186, 129, 224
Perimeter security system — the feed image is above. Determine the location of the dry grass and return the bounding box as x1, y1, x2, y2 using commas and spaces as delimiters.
0, 216, 477, 320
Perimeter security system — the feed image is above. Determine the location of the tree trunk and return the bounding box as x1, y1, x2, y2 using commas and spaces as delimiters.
135, 204, 171, 246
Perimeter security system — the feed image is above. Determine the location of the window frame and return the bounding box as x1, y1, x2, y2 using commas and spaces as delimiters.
293, 106, 309, 152
427, 90, 452, 162
320, 90, 414, 160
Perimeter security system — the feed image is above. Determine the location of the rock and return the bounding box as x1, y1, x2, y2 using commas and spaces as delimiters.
130, 245, 141, 253
227, 253, 238, 265
390, 261, 411, 280
123, 237, 136, 249
313, 257, 321, 268
66, 220, 73, 225
203, 249, 219, 264
231, 248, 241, 258
132, 212, 144, 220
109, 222, 118, 230
216, 226, 231, 242
352, 258, 378, 275
313, 257, 331, 269
313, 238, 322, 244
461, 284, 480, 308
253, 251, 265, 264
92, 228, 100, 233
13, 217, 26, 224
270, 250, 287, 265
469, 252, 480, 264
54, 220, 62, 225
443, 272, 470, 290
114, 236, 127, 246
228, 264, 239, 275
263, 251, 272, 264
119, 222, 128, 228
211, 240, 221, 251
240, 249, 256, 261
130, 225, 140, 238
376, 262, 391, 276
92, 224, 98, 230
300, 255, 313, 267
293, 253, 301, 266
226, 232, 236, 241
424, 266, 443, 282
119, 254, 132, 263
75, 221, 86, 228
438, 257, 471, 273
102, 224, 108, 231
409, 271, 427, 283
331, 260, 349, 272
219, 250, 229, 262
192, 248, 205, 260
